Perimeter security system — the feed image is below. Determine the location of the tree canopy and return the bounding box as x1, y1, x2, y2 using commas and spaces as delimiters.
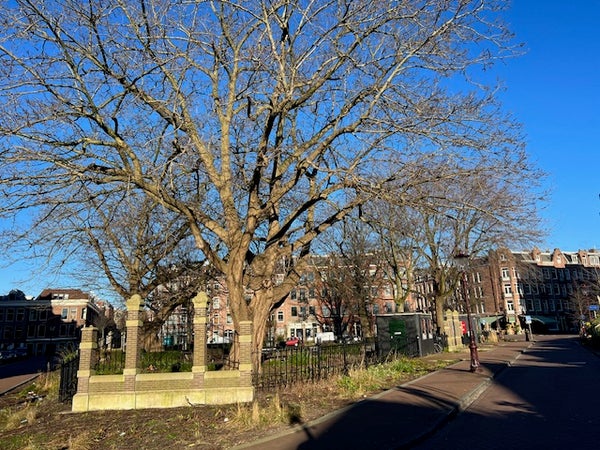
0, 0, 543, 364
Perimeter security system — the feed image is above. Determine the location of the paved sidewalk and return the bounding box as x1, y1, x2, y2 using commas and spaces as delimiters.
0, 356, 47, 395
233, 339, 531, 450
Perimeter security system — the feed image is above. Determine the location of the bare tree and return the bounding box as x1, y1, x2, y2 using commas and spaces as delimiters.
310, 218, 383, 340
4, 185, 209, 349
0, 0, 535, 368
364, 163, 545, 331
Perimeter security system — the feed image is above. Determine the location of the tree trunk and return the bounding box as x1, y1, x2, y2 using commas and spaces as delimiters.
249, 286, 275, 373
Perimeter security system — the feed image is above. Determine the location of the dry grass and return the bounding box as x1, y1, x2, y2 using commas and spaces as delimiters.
0, 356, 457, 449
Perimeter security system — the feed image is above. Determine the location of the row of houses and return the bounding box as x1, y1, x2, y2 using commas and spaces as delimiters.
3, 247, 600, 357
205, 247, 600, 345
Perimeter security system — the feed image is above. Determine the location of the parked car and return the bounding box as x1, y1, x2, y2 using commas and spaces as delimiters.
285, 337, 302, 347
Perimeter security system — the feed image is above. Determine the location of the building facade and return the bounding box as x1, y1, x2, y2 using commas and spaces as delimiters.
0, 288, 104, 357
488, 248, 600, 332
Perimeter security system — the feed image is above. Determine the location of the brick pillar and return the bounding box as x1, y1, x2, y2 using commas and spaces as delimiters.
238, 320, 253, 387
76, 326, 98, 394
124, 294, 144, 390
191, 292, 208, 386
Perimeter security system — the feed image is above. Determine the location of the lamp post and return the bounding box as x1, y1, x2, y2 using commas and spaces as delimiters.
454, 252, 481, 373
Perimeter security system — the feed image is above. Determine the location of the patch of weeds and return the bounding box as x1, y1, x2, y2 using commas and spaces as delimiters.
0, 434, 34, 450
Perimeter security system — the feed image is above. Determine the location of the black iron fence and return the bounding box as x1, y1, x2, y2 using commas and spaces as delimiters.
253, 341, 378, 390
95, 349, 126, 374
58, 352, 80, 403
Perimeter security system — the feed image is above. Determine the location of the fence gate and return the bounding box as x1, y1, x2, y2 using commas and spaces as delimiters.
59, 353, 80, 403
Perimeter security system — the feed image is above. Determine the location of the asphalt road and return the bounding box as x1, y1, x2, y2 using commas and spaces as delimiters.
413, 335, 600, 449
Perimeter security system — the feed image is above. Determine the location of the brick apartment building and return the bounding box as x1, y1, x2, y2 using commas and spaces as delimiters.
0, 288, 105, 357
487, 247, 600, 332
413, 247, 600, 334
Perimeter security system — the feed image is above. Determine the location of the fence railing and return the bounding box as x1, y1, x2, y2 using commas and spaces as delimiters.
253, 341, 378, 390
59, 352, 80, 403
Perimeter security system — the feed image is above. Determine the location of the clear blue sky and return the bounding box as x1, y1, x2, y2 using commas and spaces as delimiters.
498, 0, 600, 251
1, 1, 599, 296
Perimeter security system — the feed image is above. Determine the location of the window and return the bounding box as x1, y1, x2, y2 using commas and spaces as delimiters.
300, 306, 307, 317
322, 306, 331, 317
212, 297, 220, 309
299, 289, 306, 301
227, 315, 233, 324
61, 308, 68, 319
16, 308, 25, 321
70, 308, 77, 319
543, 268, 551, 279
3, 326, 14, 340
277, 311, 284, 322
526, 299, 534, 311
501, 268, 510, 280
290, 290, 297, 300
29, 309, 38, 321
503, 284, 512, 296
472, 272, 481, 283
506, 300, 514, 312
37, 325, 46, 338
0, 309, 4, 322
6, 308, 14, 322
291, 306, 298, 317
308, 287, 315, 298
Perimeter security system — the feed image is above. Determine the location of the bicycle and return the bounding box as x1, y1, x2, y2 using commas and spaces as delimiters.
432, 335, 445, 353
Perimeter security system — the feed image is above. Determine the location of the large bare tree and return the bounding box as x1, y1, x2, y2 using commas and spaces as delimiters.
0, 0, 535, 367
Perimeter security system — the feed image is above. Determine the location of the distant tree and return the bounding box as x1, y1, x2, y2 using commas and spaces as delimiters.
311, 218, 383, 340
364, 166, 544, 331
0, 0, 537, 369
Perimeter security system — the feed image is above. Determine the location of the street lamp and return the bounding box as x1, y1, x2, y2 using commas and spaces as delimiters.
453, 252, 481, 373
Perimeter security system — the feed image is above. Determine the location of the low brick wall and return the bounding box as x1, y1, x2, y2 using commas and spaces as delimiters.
73, 370, 253, 412
72, 293, 254, 412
